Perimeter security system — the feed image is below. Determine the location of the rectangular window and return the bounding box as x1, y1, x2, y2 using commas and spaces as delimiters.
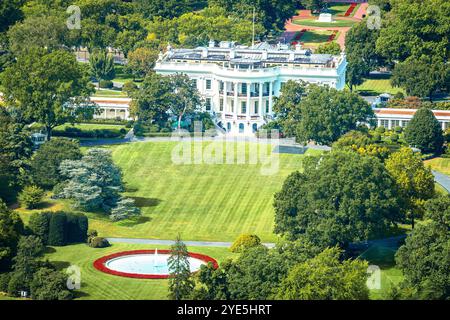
241, 83, 247, 95
206, 79, 212, 90
206, 98, 211, 111
380, 119, 389, 128
265, 100, 269, 113
219, 99, 224, 112
254, 101, 259, 114
231, 100, 234, 113
220, 81, 224, 91
402, 120, 409, 127
392, 120, 400, 128
241, 101, 247, 114
444, 122, 449, 130
191, 79, 197, 88
255, 83, 260, 95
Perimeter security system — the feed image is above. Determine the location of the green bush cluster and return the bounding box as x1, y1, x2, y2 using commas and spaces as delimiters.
99, 80, 114, 88
53, 126, 126, 139
230, 234, 262, 253
29, 211, 88, 246
18, 185, 45, 209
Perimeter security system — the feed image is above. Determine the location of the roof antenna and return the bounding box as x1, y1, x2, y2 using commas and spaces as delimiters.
252, 7, 255, 48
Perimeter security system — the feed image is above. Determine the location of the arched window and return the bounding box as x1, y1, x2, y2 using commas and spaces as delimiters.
239, 123, 244, 133
252, 123, 257, 133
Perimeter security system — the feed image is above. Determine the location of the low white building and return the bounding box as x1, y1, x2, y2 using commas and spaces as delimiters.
374, 108, 450, 131
91, 97, 132, 120
154, 41, 347, 135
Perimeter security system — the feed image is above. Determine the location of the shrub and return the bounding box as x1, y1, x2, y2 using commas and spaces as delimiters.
394, 126, 403, 133
89, 237, 110, 248
99, 80, 113, 89
390, 133, 399, 143
372, 132, 382, 143
230, 234, 262, 253
28, 212, 51, 244
30, 268, 73, 300
376, 126, 386, 134
87, 229, 98, 244
122, 81, 137, 96
7, 271, 27, 297
47, 212, 67, 246
18, 185, 45, 209
66, 213, 88, 244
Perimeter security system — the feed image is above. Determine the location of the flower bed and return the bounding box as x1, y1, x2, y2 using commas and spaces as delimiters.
93, 249, 218, 279
291, 29, 308, 45
327, 30, 339, 42
344, 3, 357, 17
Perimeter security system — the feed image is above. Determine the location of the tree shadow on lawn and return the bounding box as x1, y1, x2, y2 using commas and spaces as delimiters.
50, 261, 71, 270
117, 215, 152, 227
129, 197, 161, 208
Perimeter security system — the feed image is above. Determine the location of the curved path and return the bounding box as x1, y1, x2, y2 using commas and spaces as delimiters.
433, 170, 450, 193
106, 237, 276, 248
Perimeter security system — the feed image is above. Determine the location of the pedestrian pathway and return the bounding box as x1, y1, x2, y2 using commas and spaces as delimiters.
432, 170, 450, 193
106, 237, 276, 248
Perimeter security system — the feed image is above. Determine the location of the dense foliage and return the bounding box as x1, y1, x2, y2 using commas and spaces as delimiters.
274, 151, 401, 248
404, 108, 444, 154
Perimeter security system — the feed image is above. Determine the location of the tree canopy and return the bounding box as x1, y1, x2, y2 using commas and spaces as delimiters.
274, 151, 401, 248
0, 49, 95, 139
404, 108, 444, 154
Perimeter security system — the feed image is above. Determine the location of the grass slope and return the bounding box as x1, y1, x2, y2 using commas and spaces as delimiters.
89, 142, 320, 242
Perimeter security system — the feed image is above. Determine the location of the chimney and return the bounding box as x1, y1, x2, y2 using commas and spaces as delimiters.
230, 49, 236, 59
208, 39, 215, 48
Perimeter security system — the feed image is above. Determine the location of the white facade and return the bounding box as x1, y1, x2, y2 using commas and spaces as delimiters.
154, 41, 347, 135
91, 97, 132, 120
374, 108, 450, 131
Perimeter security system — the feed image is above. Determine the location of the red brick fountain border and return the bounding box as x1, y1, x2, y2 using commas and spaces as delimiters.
93, 249, 218, 279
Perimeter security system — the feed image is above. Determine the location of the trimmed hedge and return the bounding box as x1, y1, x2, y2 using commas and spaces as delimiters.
53, 127, 125, 139
89, 237, 110, 248
35, 211, 88, 246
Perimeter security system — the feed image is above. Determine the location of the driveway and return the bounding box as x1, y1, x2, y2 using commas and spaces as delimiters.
433, 170, 450, 193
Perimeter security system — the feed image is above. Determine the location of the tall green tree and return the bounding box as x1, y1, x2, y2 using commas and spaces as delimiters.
404, 108, 444, 154
272, 80, 306, 137
58, 148, 123, 212
395, 195, 450, 300
391, 56, 449, 101
277, 247, 369, 300
0, 49, 95, 140
294, 85, 374, 145
89, 49, 116, 87
130, 72, 173, 124
30, 138, 82, 189
30, 267, 72, 300
125, 47, 159, 79
274, 151, 401, 248
0, 108, 33, 201
168, 235, 194, 300
0, 0, 24, 34
0, 201, 24, 271
385, 147, 435, 228
169, 73, 202, 131
7, 15, 70, 54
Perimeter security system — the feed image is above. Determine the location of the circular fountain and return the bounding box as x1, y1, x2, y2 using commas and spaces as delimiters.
93, 249, 218, 279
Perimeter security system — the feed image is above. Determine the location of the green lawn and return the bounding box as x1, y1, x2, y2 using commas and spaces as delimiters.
355, 75, 406, 96
425, 157, 450, 175
43, 243, 237, 300
359, 245, 404, 299
92, 89, 128, 98
17, 141, 321, 242
292, 18, 357, 28
112, 64, 137, 84
296, 30, 338, 49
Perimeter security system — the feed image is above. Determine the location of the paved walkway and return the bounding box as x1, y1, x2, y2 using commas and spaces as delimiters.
432, 170, 450, 193
106, 237, 276, 248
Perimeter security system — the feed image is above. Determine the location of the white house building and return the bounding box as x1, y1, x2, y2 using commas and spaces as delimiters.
91, 96, 132, 120
154, 41, 347, 135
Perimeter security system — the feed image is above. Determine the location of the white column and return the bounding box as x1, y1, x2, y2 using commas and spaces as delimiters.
442, 122, 446, 130
234, 82, 238, 120
388, 119, 392, 130
269, 81, 273, 114
114, 109, 117, 118
259, 82, 263, 117
103, 108, 107, 119
125, 108, 130, 120
378, 119, 381, 127
222, 81, 227, 115
246, 82, 251, 120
